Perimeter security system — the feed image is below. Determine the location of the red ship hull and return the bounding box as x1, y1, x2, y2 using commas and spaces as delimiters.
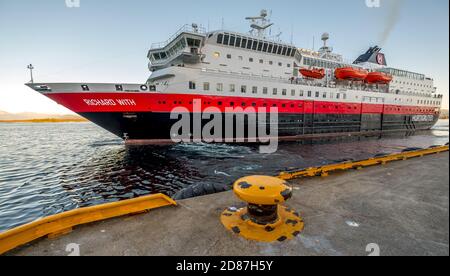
40, 91, 440, 142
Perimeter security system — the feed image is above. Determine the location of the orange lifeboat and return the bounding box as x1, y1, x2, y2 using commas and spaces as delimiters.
299, 68, 325, 79
365, 72, 393, 84
335, 67, 368, 81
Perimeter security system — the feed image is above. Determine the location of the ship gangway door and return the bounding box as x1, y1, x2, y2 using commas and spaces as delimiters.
303, 101, 314, 135
360, 96, 384, 132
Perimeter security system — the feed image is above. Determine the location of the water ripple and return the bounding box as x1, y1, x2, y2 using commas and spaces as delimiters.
0, 121, 448, 232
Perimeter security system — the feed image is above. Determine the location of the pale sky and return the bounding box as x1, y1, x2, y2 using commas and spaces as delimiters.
0, 0, 448, 114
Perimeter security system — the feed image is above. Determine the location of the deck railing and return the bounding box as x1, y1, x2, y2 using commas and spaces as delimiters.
150, 24, 206, 50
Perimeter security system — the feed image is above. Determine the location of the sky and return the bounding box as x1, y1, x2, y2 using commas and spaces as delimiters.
0, 0, 448, 114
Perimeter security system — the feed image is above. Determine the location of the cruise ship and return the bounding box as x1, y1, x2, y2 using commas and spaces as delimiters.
26, 10, 443, 144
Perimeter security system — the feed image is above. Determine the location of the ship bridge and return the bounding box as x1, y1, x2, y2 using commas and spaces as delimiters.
147, 24, 206, 71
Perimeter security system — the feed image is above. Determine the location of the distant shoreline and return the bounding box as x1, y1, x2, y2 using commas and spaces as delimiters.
0, 118, 88, 123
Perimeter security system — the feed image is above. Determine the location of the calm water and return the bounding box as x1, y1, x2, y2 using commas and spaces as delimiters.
0, 120, 448, 232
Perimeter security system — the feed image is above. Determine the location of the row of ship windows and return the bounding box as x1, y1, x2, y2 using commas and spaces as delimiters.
380, 68, 425, 80
188, 82, 440, 106
214, 52, 291, 68
189, 81, 349, 99
392, 80, 433, 88
154, 100, 436, 113
303, 57, 345, 70
392, 97, 440, 105
216, 33, 296, 57
392, 90, 434, 96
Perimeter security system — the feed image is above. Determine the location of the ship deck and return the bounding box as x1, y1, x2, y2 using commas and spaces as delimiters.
7, 152, 449, 256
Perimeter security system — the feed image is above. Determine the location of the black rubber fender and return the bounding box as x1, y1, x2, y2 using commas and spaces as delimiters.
402, 147, 423, 153
173, 182, 233, 200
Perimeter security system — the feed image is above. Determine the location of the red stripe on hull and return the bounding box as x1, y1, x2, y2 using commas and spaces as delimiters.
45, 92, 439, 116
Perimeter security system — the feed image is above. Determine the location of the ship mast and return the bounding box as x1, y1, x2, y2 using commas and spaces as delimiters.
245, 9, 274, 39
27, 64, 34, 83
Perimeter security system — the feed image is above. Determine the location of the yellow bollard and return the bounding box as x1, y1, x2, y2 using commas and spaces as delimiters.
221, 176, 304, 242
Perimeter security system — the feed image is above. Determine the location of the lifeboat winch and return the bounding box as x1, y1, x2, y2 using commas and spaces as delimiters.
335, 67, 368, 81
365, 72, 393, 84
299, 68, 325, 79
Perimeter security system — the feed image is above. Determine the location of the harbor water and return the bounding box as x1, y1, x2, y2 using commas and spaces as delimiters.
0, 120, 448, 232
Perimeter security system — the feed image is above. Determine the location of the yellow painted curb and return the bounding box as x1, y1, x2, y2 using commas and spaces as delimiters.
278, 145, 449, 181
0, 193, 176, 255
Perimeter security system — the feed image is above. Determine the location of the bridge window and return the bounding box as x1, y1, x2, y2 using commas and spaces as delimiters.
217, 34, 223, 44
223, 34, 229, 45
246, 39, 253, 49
277, 46, 283, 55
263, 43, 268, 52
273, 45, 278, 54
236, 37, 241, 47
257, 41, 263, 51
229, 35, 235, 46
268, 44, 273, 53
187, 38, 200, 47
287, 48, 292, 56
282, 47, 287, 56
252, 40, 258, 50
241, 38, 247, 48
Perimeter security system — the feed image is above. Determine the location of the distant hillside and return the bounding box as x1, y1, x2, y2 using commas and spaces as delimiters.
0, 111, 87, 122
440, 109, 449, 119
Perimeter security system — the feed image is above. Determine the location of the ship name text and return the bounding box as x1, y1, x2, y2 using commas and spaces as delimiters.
83, 99, 137, 106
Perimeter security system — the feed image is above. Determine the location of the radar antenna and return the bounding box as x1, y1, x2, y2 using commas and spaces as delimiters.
318, 32, 333, 58
245, 9, 274, 38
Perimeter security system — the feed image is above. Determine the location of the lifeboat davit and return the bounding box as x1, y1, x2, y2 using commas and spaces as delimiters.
365, 72, 393, 84
335, 67, 368, 81
299, 68, 325, 79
